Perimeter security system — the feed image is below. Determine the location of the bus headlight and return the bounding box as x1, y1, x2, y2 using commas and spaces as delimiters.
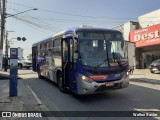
123, 72, 129, 79
126, 72, 129, 76
79, 74, 94, 83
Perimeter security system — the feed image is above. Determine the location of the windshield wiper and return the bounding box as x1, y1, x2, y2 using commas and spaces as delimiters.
96, 58, 109, 67
112, 52, 124, 68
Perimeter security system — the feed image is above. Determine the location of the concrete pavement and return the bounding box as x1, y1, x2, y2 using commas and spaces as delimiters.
0, 70, 48, 120
0, 68, 160, 119
129, 69, 160, 84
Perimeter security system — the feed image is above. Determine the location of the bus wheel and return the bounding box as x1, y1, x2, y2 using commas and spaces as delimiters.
37, 67, 43, 79
57, 74, 66, 92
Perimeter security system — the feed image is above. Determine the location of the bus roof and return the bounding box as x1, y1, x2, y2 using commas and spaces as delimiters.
32, 27, 121, 47
53, 27, 121, 37
32, 36, 52, 47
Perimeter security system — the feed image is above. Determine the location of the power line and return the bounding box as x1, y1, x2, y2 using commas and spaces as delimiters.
8, 8, 128, 24
12, 15, 61, 33
7, 1, 138, 20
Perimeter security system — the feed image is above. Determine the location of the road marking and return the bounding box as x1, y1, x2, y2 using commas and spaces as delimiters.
130, 81, 160, 90
27, 85, 54, 120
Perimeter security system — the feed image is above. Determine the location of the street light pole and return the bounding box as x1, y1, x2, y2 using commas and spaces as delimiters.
6, 8, 38, 18
0, 6, 37, 70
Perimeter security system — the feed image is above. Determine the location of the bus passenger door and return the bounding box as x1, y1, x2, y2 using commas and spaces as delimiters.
62, 40, 69, 88
62, 38, 76, 91
32, 46, 37, 72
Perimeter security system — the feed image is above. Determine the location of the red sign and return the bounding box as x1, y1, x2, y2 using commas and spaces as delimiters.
129, 24, 160, 47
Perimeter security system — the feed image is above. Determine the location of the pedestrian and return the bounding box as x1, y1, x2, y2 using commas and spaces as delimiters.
129, 66, 134, 74
3, 57, 8, 72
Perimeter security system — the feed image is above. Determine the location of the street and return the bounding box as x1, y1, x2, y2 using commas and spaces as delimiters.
17, 69, 160, 120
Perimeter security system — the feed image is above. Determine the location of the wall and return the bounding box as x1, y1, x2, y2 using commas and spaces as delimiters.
112, 21, 139, 41
18, 47, 23, 58
138, 9, 160, 28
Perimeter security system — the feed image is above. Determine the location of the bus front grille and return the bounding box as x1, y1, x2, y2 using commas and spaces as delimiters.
95, 83, 122, 92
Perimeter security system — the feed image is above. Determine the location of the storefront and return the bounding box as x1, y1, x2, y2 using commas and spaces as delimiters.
129, 24, 160, 69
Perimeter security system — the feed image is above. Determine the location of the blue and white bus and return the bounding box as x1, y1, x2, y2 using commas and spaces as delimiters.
32, 27, 129, 95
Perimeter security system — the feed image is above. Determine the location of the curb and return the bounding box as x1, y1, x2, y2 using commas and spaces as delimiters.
130, 78, 160, 84
0, 74, 9, 79
0, 73, 23, 80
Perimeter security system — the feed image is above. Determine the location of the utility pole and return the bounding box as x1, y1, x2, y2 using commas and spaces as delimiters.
0, 0, 6, 50
0, 0, 6, 70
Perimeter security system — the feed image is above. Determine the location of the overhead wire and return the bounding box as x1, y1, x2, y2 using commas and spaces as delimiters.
7, 1, 160, 34
12, 15, 61, 33
7, 1, 139, 20
7, 8, 62, 33
8, 8, 127, 25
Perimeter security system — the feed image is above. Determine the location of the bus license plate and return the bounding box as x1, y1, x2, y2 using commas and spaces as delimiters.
106, 82, 114, 87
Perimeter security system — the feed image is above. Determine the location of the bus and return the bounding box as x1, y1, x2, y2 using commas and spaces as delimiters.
32, 27, 129, 95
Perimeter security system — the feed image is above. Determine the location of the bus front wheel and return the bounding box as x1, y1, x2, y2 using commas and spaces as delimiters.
57, 73, 67, 93
37, 66, 43, 79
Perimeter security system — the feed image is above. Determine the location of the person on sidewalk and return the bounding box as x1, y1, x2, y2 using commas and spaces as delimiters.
3, 57, 8, 72
129, 66, 134, 74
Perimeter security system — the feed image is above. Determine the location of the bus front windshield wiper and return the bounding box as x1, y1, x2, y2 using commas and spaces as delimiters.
112, 52, 124, 68
96, 58, 109, 67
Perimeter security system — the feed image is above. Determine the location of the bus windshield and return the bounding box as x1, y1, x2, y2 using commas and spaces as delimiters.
77, 31, 127, 67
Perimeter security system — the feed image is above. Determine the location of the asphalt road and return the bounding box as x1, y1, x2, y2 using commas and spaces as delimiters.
18, 70, 160, 120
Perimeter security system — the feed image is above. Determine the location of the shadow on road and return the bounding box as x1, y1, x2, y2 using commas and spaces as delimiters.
130, 78, 160, 85
0, 75, 9, 80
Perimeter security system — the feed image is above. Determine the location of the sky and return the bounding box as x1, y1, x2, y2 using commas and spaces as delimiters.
5, 0, 160, 58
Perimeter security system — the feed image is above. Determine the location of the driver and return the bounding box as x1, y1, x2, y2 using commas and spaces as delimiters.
81, 42, 94, 58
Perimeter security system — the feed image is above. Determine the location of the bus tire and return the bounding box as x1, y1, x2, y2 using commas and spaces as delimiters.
37, 66, 43, 79
57, 73, 66, 93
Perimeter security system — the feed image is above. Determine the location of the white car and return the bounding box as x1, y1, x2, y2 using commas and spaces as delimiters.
18, 58, 32, 69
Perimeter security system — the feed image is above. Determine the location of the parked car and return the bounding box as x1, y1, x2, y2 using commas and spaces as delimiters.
8, 57, 32, 69
149, 60, 160, 73
18, 57, 32, 69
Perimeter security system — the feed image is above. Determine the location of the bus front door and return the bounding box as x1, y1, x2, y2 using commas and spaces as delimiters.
62, 39, 75, 92
62, 40, 70, 89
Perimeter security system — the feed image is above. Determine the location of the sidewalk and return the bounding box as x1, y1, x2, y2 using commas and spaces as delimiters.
0, 69, 159, 119
129, 69, 160, 84
0, 70, 48, 120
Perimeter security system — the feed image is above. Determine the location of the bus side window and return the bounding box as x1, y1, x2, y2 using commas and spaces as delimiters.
53, 38, 61, 56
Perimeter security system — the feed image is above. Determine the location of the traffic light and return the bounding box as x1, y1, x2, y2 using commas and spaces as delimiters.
17, 37, 26, 41
22, 37, 26, 41
17, 37, 21, 41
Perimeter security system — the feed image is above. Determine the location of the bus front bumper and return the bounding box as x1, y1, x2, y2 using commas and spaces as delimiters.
77, 74, 129, 95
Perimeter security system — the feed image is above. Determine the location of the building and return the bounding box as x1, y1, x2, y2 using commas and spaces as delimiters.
27, 54, 32, 61
130, 23, 160, 69
129, 9, 160, 69
112, 9, 160, 69
112, 21, 140, 68
138, 9, 160, 28
17, 47, 24, 58
112, 21, 139, 41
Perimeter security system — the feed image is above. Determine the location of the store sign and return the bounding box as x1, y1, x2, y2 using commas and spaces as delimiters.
129, 24, 160, 47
